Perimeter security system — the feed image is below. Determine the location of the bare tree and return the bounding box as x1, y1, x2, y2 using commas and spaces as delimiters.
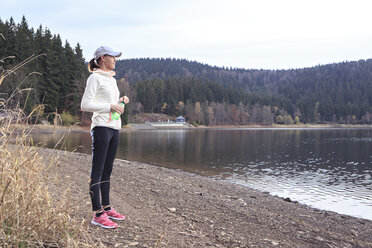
194, 101, 203, 124
238, 102, 249, 125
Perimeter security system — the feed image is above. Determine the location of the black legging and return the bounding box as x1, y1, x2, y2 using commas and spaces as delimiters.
89, 126, 119, 211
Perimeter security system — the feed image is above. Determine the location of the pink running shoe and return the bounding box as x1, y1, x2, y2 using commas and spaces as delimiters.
104, 207, 126, 220
91, 212, 118, 229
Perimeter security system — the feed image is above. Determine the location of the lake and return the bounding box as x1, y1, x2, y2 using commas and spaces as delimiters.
32, 127, 372, 220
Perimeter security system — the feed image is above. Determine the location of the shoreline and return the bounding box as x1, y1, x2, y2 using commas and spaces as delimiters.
130, 123, 372, 130
10, 123, 372, 133
39, 147, 372, 247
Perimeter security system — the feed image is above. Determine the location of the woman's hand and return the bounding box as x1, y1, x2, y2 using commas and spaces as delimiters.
111, 96, 129, 114
120, 96, 130, 104
110, 104, 124, 114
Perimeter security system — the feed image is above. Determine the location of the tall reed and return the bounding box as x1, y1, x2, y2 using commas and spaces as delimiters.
0, 50, 97, 247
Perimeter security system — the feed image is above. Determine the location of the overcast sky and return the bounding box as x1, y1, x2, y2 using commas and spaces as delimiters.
2, 0, 372, 69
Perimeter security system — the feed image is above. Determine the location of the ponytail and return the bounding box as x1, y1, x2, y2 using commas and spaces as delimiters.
88, 58, 101, 72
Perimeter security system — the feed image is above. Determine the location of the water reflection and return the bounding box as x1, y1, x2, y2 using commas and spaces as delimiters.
33, 131, 92, 154
31, 128, 372, 220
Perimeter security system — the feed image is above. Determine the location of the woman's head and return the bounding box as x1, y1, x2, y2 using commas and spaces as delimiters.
88, 46, 122, 72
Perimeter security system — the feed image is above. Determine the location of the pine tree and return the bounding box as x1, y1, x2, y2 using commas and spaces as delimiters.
15, 16, 33, 62
0, 19, 8, 58
41, 33, 61, 113
61, 41, 79, 115
4, 18, 17, 62
1, 18, 19, 109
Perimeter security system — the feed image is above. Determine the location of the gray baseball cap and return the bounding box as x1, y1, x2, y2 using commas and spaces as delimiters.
93, 46, 122, 60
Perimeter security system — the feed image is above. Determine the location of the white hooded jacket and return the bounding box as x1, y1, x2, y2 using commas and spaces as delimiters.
81, 69, 121, 130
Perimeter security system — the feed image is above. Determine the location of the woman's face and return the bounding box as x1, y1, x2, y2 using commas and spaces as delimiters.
101, 55, 116, 70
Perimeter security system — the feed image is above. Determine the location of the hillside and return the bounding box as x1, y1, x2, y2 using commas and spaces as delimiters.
116, 58, 372, 124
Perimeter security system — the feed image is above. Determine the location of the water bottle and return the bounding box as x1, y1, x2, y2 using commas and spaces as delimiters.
112, 101, 125, 120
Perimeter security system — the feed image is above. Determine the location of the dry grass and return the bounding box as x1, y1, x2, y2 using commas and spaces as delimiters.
0, 117, 98, 247
0, 50, 98, 247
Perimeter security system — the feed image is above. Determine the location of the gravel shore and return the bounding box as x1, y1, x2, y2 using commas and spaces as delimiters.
40, 147, 372, 248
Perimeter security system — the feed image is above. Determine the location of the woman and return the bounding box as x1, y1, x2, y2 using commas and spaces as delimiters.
81, 46, 129, 229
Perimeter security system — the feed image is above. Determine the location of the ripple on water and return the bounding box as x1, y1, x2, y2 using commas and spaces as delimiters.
222, 161, 372, 220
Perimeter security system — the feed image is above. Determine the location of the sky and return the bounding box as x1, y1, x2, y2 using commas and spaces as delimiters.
2, 0, 372, 70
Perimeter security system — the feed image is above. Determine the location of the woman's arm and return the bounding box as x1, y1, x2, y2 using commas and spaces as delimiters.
81, 75, 111, 113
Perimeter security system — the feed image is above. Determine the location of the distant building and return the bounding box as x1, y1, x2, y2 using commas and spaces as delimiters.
176, 116, 185, 123
146, 116, 186, 128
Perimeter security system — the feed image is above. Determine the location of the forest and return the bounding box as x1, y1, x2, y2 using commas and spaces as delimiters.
115, 58, 372, 125
0, 16, 87, 122
1, 16, 371, 126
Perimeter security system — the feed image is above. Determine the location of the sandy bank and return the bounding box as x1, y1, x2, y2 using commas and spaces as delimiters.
37, 147, 372, 248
